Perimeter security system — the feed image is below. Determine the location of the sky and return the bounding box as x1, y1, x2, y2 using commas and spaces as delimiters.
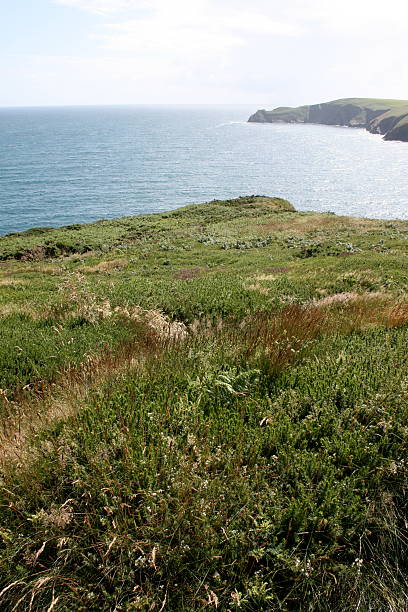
1, 0, 407, 107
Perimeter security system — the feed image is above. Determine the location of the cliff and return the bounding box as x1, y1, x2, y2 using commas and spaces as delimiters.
248, 98, 408, 142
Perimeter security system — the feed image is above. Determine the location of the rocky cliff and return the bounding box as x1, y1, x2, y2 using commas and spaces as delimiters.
248, 98, 408, 142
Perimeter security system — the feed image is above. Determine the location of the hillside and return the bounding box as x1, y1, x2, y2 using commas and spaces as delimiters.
0, 196, 408, 611
248, 97, 408, 142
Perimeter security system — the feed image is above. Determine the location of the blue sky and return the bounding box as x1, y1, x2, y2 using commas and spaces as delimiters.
1, 0, 407, 107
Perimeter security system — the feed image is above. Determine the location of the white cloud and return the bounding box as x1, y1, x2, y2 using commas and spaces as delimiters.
91, 1, 301, 63
4, 0, 407, 105
55, 0, 302, 39
282, 0, 408, 36
227, 12, 301, 36
67, 0, 303, 99
55, 0, 150, 15
54, 0, 408, 34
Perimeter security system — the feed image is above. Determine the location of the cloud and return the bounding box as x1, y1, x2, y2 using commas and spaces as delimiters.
5, 0, 407, 105
5, 0, 304, 106
227, 12, 301, 36
91, 1, 301, 63
281, 0, 408, 36
55, 0, 150, 15
54, 0, 408, 34
55, 0, 302, 39
61, 0, 302, 98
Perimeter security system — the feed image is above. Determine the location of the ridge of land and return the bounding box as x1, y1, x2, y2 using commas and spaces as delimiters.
248, 97, 408, 142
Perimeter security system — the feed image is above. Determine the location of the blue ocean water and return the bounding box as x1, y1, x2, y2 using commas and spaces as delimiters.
0, 104, 407, 235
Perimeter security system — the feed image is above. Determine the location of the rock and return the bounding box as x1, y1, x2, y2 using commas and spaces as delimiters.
383, 115, 408, 142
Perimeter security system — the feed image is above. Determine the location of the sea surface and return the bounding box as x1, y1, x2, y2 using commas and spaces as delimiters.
0, 104, 407, 235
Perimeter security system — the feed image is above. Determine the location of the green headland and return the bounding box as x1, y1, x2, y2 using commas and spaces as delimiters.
0, 196, 407, 610
249, 97, 408, 142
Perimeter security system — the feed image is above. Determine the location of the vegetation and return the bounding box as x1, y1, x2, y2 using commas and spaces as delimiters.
0, 195, 407, 610
328, 97, 408, 111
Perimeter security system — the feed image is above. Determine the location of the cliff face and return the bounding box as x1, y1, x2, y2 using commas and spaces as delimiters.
248, 98, 408, 142
250, 106, 309, 123
384, 116, 408, 141
308, 102, 384, 128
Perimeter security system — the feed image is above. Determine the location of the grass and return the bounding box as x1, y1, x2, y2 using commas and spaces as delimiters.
0, 195, 407, 610
329, 98, 408, 110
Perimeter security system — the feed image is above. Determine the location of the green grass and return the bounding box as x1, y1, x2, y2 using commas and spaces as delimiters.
1, 197, 406, 402
329, 97, 408, 110
0, 196, 407, 610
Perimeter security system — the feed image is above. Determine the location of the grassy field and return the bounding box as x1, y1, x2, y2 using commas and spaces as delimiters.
0, 196, 407, 611
329, 98, 408, 110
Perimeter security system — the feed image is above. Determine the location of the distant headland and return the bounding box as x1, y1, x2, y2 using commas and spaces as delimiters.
248, 97, 408, 142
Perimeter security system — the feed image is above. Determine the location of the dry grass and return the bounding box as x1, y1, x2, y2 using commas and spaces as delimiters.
0, 264, 62, 279
314, 291, 384, 306
242, 304, 330, 370
387, 300, 408, 328
0, 348, 135, 466
261, 266, 290, 275
0, 278, 25, 286
254, 213, 387, 236
0, 303, 43, 319
244, 282, 270, 294
118, 307, 188, 340
245, 269, 290, 292
241, 296, 408, 372
174, 267, 203, 280
254, 274, 279, 281
336, 269, 378, 282
0, 314, 182, 466
314, 294, 408, 332
80, 259, 128, 274
2, 291, 407, 468
54, 274, 188, 338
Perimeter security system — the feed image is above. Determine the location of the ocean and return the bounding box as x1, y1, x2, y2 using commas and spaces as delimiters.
0, 104, 407, 235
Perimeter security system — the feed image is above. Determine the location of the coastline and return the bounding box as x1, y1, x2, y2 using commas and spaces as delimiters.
248, 97, 408, 142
